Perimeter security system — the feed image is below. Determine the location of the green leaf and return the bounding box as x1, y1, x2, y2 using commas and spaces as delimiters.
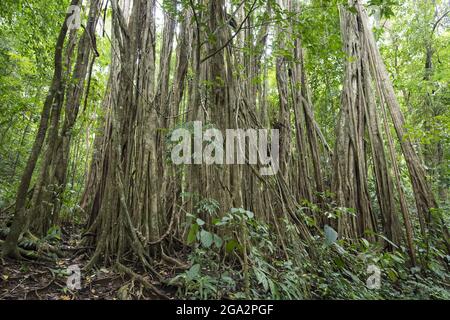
187, 223, 199, 245
348, 5, 358, 14
187, 264, 201, 280
324, 225, 338, 245
334, 257, 345, 269
186, 213, 196, 219
196, 218, 205, 226
361, 238, 370, 249
387, 268, 398, 282
213, 234, 223, 248
225, 239, 239, 253
200, 230, 213, 248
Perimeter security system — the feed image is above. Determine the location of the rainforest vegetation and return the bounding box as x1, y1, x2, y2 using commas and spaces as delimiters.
0, 0, 449, 300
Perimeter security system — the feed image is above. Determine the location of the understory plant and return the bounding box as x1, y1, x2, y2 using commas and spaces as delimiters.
170, 198, 450, 300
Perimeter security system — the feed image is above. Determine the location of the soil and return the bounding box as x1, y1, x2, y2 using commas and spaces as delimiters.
0, 223, 179, 300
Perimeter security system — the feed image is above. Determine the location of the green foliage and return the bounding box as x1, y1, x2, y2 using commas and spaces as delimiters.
171, 198, 450, 300
368, 0, 399, 19
45, 225, 62, 243
0, 0, 108, 219
1, 0, 449, 301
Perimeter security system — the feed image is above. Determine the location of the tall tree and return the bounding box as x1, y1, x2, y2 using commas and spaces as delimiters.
2, 0, 82, 258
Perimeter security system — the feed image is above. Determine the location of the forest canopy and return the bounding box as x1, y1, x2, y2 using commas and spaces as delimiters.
0, 0, 449, 300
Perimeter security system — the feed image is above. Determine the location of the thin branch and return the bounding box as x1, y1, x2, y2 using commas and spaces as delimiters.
201, 0, 258, 64
432, 9, 450, 34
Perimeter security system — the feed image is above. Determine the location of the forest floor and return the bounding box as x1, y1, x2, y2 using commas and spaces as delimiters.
0, 253, 178, 300
0, 222, 178, 300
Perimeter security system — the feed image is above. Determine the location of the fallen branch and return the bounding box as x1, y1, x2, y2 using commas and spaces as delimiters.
115, 262, 170, 300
